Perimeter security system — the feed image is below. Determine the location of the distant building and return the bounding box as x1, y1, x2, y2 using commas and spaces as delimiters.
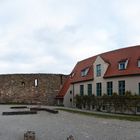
56, 45, 140, 107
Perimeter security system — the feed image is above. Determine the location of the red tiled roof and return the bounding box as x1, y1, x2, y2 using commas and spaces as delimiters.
102, 46, 140, 78
71, 63, 94, 83
57, 45, 140, 98
56, 77, 72, 99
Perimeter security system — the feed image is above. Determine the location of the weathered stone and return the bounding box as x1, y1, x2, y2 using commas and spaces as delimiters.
0, 74, 67, 105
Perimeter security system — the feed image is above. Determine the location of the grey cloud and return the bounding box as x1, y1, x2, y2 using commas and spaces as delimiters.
0, 0, 140, 74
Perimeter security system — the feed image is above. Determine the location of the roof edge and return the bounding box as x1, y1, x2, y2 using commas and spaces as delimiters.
71, 79, 93, 84
104, 73, 140, 78
78, 45, 140, 64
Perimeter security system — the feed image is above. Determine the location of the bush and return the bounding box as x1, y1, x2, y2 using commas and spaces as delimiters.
75, 95, 82, 109
74, 91, 140, 114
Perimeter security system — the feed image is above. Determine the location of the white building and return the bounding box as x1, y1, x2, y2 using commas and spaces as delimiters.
56, 45, 140, 107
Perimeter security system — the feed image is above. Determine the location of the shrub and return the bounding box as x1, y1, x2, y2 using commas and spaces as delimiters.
75, 95, 82, 109
74, 91, 140, 114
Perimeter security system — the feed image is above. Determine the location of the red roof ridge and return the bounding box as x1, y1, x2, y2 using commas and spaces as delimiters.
77, 45, 140, 64
99, 45, 140, 58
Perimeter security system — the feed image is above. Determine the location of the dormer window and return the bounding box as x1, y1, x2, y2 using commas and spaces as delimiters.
96, 64, 101, 76
70, 72, 75, 78
81, 67, 89, 77
118, 59, 128, 70
119, 62, 126, 70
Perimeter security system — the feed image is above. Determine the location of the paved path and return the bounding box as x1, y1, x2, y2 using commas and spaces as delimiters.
0, 105, 140, 140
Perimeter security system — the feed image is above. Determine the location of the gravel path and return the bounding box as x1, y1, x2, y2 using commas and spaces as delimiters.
0, 105, 140, 140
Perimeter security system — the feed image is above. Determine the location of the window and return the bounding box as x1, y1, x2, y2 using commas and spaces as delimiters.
96, 83, 102, 96
81, 68, 89, 77
139, 83, 140, 95
70, 98, 72, 102
118, 81, 125, 95
80, 85, 84, 96
21, 82, 25, 87
70, 72, 75, 78
107, 82, 113, 96
118, 60, 128, 70
70, 90, 72, 94
96, 64, 101, 76
119, 62, 125, 70
138, 60, 140, 68
34, 79, 38, 87
88, 84, 92, 96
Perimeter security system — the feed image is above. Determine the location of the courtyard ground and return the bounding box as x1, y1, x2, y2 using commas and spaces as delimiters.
0, 105, 140, 140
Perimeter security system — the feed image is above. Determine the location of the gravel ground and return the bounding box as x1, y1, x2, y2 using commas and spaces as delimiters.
0, 105, 140, 140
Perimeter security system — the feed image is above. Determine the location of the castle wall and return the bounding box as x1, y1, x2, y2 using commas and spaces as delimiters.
0, 74, 67, 105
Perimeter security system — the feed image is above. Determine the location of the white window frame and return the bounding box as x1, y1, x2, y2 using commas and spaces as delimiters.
81, 68, 89, 77
96, 64, 101, 76
119, 60, 128, 70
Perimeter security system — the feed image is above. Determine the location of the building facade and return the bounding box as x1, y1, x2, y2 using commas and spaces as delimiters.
0, 73, 67, 105
56, 45, 140, 107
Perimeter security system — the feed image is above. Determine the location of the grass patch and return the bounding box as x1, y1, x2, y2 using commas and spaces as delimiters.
56, 108, 140, 121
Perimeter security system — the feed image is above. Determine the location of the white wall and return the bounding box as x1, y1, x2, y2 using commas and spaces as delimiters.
93, 55, 109, 95
63, 81, 93, 107
103, 76, 140, 95
73, 81, 93, 96
93, 55, 140, 95
63, 85, 73, 107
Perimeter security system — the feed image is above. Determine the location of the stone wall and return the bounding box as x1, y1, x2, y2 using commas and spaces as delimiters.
0, 74, 67, 105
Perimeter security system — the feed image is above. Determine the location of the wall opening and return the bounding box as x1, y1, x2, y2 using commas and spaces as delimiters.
21, 82, 25, 87
35, 79, 38, 87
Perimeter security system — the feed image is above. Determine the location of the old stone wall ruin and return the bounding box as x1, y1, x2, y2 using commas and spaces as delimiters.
0, 74, 67, 105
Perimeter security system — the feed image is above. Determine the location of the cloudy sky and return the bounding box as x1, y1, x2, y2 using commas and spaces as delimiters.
0, 0, 140, 74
